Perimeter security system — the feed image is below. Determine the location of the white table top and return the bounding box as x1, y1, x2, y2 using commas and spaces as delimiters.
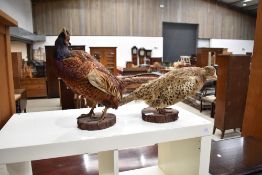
0, 102, 212, 164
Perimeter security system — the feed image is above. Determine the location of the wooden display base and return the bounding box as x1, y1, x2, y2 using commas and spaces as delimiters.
142, 107, 179, 123
77, 113, 116, 130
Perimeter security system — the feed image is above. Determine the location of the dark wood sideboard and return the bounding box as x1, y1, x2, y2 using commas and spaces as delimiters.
214, 54, 251, 138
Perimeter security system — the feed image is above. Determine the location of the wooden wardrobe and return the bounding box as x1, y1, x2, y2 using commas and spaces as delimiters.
0, 10, 17, 128
11, 52, 22, 89
90, 47, 117, 75
214, 54, 251, 138
196, 48, 226, 67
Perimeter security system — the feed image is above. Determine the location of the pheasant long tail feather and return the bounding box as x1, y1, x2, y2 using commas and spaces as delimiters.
119, 93, 137, 106
120, 76, 157, 87
119, 73, 160, 87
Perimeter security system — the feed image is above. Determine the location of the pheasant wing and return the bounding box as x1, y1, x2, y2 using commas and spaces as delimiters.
87, 67, 122, 100
172, 75, 204, 96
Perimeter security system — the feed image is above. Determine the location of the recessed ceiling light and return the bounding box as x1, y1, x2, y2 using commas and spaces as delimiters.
243, 0, 252, 2
160, 4, 165, 8
243, 3, 247, 6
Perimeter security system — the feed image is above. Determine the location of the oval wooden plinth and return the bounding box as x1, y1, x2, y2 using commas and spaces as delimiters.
142, 107, 179, 123
77, 113, 116, 130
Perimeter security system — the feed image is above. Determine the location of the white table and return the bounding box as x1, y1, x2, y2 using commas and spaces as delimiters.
0, 102, 212, 175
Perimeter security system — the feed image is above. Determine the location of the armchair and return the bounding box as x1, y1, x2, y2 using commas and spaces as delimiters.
197, 80, 216, 117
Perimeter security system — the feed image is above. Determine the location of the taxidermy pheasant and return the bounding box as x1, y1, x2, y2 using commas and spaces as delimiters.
54, 28, 126, 122
54, 28, 157, 122
121, 66, 217, 113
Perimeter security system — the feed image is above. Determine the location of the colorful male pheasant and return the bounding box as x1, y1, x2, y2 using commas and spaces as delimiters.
55, 28, 125, 122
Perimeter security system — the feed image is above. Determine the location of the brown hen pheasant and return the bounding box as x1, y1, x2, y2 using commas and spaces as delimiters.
55, 29, 125, 121
121, 66, 217, 113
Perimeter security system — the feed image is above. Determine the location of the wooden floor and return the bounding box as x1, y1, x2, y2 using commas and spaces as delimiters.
209, 137, 262, 175
32, 145, 158, 175
32, 137, 262, 175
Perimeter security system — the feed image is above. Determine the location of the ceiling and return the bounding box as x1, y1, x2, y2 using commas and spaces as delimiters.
217, 0, 258, 16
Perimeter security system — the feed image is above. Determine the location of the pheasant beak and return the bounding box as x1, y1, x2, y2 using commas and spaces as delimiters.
210, 74, 217, 80
209, 72, 217, 80
207, 73, 217, 80
64, 40, 71, 47
204, 66, 217, 80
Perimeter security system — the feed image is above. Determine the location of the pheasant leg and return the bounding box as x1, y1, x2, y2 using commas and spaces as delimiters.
99, 107, 108, 121
77, 107, 95, 119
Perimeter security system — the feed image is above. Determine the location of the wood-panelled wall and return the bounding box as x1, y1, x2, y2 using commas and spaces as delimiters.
242, 1, 262, 139
32, 0, 256, 39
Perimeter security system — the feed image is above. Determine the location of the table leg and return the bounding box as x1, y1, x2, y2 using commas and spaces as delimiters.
211, 102, 215, 118
6, 161, 32, 175
158, 137, 201, 175
98, 150, 118, 175
199, 135, 212, 175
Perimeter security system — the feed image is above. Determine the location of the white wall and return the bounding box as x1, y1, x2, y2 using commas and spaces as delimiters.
210, 39, 254, 54
44, 36, 163, 67
36, 36, 254, 67
11, 41, 27, 60
0, 0, 33, 32
197, 39, 210, 48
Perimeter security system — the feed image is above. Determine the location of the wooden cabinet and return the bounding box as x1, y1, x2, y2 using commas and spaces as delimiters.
214, 54, 251, 138
90, 47, 117, 75
11, 52, 23, 89
196, 48, 226, 67
45, 45, 85, 98
20, 78, 47, 98
0, 10, 17, 128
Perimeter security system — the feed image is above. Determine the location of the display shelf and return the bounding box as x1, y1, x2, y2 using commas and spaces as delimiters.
0, 102, 212, 175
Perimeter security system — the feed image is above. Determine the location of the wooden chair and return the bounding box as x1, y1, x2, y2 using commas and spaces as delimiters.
201, 95, 216, 118
197, 80, 216, 113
